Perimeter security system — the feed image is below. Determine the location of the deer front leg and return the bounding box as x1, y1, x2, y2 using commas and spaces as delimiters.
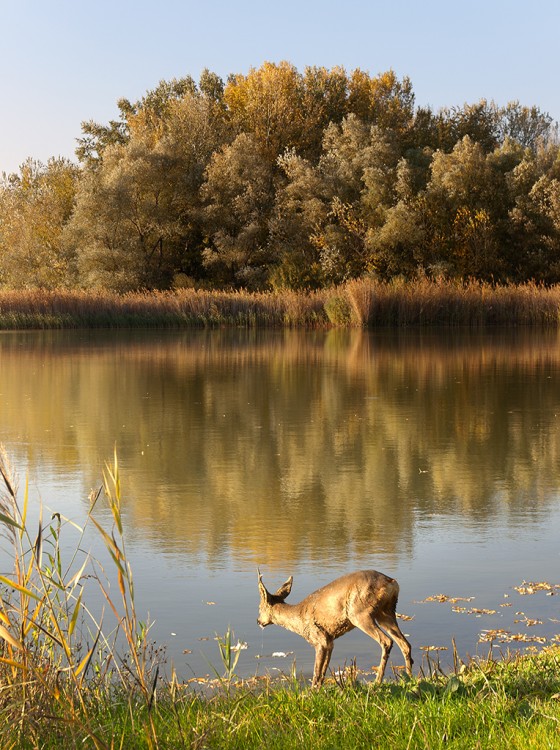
311, 642, 333, 688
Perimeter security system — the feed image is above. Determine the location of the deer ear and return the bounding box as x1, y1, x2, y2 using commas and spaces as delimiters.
275, 576, 293, 601
258, 569, 269, 601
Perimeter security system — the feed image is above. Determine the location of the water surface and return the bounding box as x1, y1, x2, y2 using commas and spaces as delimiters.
0, 328, 559, 681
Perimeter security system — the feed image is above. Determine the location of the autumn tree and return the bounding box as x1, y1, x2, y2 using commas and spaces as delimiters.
66, 92, 227, 290
347, 69, 415, 134
0, 158, 79, 287
509, 144, 560, 280
3, 62, 555, 292
268, 150, 330, 289
200, 133, 276, 288
224, 61, 305, 160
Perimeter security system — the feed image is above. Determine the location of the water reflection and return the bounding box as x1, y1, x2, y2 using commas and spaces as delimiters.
3, 327, 560, 676
1, 327, 560, 572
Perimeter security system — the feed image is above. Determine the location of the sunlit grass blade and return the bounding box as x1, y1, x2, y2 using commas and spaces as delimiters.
0, 511, 21, 530
0, 574, 41, 602
74, 643, 95, 678
89, 516, 125, 571
0, 623, 23, 651
34, 512, 43, 567
24, 599, 44, 637
0, 656, 26, 671
67, 557, 89, 592
68, 588, 84, 637
20, 474, 28, 538
75, 624, 102, 685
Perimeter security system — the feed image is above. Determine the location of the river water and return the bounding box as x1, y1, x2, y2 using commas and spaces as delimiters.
0, 328, 559, 682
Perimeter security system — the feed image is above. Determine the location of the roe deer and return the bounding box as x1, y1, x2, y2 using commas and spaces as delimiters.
257, 569, 413, 688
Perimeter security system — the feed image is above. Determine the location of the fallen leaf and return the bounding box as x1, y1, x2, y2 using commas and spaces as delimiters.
397, 612, 415, 621
419, 594, 475, 604
514, 581, 560, 595
479, 629, 547, 644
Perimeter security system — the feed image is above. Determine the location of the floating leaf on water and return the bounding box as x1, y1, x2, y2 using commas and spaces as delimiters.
205, 601, 216, 606
183, 649, 192, 654
419, 594, 475, 604
198, 637, 210, 641
452, 606, 496, 615
500, 603, 512, 608
514, 581, 560, 595
419, 645, 448, 651
508, 633, 547, 643
479, 629, 547, 644
397, 612, 414, 621
479, 629, 510, 642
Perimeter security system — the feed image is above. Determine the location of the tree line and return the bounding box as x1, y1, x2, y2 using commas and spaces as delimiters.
1, 61, 559, 292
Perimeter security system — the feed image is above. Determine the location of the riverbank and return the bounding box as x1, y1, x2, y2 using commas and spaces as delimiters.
1, 279, 560, 329
2, 649, 559, 749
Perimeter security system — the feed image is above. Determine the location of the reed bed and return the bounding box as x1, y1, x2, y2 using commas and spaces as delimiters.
0, 288, 328, 329
0, 447, 559, 748
0, 280, 560, 329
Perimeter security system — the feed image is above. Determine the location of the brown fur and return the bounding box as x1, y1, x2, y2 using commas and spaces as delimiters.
257, 569, 413, 687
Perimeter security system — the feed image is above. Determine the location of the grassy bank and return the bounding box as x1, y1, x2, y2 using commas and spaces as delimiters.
4, 649, 560, 749
1, 279, 560, 329
1, 450, 559, 749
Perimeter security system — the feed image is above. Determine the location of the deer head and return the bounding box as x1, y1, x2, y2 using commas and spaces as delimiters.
257, 570, 293, 628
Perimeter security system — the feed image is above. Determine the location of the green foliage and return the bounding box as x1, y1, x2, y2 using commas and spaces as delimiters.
324, 294, 354, 325
0, 158, 79, 288
1, 62, 559, 293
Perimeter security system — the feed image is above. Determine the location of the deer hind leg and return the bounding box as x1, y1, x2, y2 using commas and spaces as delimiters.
351, 612, 393, 684
375, 611, 413, 677
312, 641, 333, 688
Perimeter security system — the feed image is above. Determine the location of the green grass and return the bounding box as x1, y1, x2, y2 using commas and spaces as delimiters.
7, 650, 560, 749
1, 279, 560, 329
1, 448, 559, 749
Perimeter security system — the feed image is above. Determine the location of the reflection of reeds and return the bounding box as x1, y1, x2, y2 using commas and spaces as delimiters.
0, 280, 560, 328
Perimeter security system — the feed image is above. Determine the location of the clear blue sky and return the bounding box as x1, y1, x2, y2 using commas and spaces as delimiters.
2, 0, 559, 175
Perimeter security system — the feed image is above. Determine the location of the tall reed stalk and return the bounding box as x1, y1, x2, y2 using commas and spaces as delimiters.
0, 446, 162, 748
1, 280, 560, 329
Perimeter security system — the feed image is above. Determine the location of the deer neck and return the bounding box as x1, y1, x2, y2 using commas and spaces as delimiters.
271, 601, 307, 637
